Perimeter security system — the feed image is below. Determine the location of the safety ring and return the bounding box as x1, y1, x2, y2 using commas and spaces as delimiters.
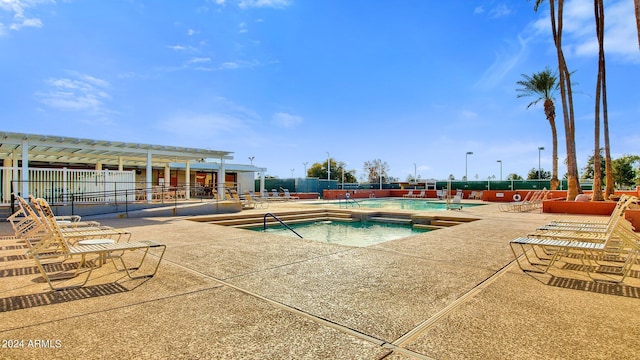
513, 193, 522, 201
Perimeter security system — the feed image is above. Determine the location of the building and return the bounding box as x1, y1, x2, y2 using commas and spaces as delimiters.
0, 131, 266, 204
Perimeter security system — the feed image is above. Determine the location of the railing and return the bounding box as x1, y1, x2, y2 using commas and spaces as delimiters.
263, 213, 303, 238
338, 194, 360, 209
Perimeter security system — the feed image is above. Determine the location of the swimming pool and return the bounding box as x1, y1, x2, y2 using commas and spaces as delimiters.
315, 198, 484, 211
257, 220, 429, 247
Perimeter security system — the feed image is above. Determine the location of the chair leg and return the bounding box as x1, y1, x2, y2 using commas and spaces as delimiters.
33, 255, 93, 291
111, 245, 166, 279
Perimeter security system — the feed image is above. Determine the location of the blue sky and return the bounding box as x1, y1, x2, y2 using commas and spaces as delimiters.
1, 0, 638, 181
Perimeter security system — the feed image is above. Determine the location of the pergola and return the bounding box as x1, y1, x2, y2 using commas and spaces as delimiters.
0, 131, 239, 201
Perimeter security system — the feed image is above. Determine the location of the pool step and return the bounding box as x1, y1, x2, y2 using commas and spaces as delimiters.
196, 210, 356, 228
430, 219, 464, 227
368, 216, 412, 225
413, 224, 446, 230
231, 216, 358, 229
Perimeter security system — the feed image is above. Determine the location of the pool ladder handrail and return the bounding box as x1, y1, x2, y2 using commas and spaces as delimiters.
338, 194, 360, 209
263, 213, 303, 238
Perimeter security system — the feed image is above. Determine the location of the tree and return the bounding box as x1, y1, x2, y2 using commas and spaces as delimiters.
507, 173, 523, 180
612, 155, 640, 188
581, 149, 606, 182
592, 0, 614, 201
516, 67, 560, 190
307, 158, 337, 180
527, 168, 551, 180
363, 159, 390, 183
533, 0, 582, 200
306, 159, 357, 182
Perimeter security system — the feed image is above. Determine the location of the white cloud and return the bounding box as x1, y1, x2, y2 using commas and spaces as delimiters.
159, 113, 245, 137
476, 35, 529, 90
239, 21, 247, 33
187, 57, 211, 64
460, 110, 479, 120
272, 112, 303, 128
9, 16, 41, 30
37, 72, 111, 114
0, 0, 53, 34
474, 6, 484, 15
238, 0, 292, 10
489, 4, 512, 18
531, 0, 638, 63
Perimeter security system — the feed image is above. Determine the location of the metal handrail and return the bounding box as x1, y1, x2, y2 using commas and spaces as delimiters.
263, 213, 303, 238
338, 194, 360, 208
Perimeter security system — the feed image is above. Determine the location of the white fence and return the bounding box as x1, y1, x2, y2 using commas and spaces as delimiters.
2, 167, 136, 204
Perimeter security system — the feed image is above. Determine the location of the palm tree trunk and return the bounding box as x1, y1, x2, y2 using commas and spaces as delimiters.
635, 0, 640, 50
592, 0, 605, 201
551, 0, 581, 200
544, 99, 560, 190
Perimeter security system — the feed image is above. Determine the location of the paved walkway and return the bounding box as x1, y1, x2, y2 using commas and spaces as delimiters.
1, 201, 639, 359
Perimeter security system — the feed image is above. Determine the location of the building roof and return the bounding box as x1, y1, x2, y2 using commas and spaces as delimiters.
0, 131, 234, 168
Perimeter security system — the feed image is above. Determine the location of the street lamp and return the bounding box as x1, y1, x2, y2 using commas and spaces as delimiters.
465, 151, 473, 181
303, 162, 308, 177
413, 163, 417, 182
248, 156, 254, 165
538, 147, 545, 180
496, 160, 502, 181
326, 152, 330, 185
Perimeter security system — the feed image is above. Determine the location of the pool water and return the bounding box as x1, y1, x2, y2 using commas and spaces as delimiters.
259, 220, 428, 247
321, 198, 483, 211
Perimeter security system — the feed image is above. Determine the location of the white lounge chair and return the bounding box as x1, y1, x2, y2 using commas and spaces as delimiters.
27, 197, 166, 290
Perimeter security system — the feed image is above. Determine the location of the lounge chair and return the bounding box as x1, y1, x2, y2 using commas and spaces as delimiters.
283, 189, 299, 200
244, 191, 268, 209
272, 189, 284, 200
263, 190, 284, 201
403, 190, 415, 198
509, 216, 639, 282
436, 189, 445, 200
542, 194, 634, 229
27, 197, 166, 290
534, 195, 636, 234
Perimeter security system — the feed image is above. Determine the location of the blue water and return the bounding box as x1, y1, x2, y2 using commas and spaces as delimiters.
258, 220, 428, 247
319, 198, 483, 211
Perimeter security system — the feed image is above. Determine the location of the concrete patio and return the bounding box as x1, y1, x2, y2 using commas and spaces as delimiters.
1, 200, 639, 359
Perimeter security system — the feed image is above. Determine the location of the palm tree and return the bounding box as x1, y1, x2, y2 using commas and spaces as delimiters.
533, 0, 582, 200
516, 68, 560, 190
592, 0, 605, 201
593, 0, 614, 199
635, 0, 640, 50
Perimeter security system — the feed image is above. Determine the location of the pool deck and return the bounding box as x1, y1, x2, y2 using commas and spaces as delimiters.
1, 200, 639, 359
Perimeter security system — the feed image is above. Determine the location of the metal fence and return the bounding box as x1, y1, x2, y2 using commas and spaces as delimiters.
252, 178, 598, 195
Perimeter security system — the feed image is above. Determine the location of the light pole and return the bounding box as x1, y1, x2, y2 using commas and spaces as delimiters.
465, 151, 473, 181
496, 160, 502, 181
248, 156, 254, 165
413, 163, 417, 182
538, 147, 545, 180
303, 162, 308, 177
326, 152, 330, 185
290, 168, 295, 178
